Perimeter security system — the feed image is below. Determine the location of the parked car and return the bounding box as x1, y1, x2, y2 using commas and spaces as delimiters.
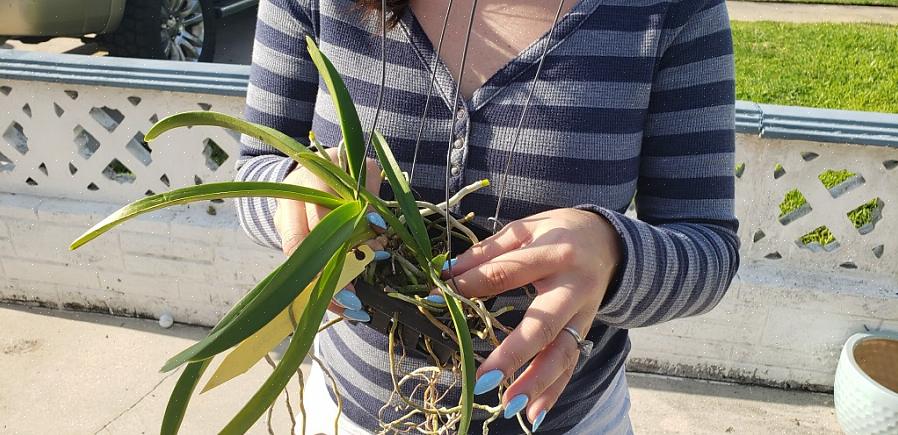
0, 0, 257, 62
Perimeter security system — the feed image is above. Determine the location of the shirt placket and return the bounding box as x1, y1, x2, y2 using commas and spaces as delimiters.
448, 105, 470, 206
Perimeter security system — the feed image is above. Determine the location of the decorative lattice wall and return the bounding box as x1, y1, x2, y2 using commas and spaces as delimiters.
736, 135, 897, 277
0, 80, 244, 206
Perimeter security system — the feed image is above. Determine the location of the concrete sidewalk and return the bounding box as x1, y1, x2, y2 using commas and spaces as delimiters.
728, 0, 898, 24
0, 304, 841, 434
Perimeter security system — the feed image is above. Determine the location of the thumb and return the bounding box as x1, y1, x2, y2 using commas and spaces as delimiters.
275, 199, 310, 256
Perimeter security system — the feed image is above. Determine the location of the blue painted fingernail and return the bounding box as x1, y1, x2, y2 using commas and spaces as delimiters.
424, 294, 446, 306
473, 369, 504, 395
503, 394, 529, 419
532, 410, 547, 432
342, 309, 370, 323
373, 250, 391, 261
332, 288, 362, 311
366, 212, 387, 230
441, 258, 457, 271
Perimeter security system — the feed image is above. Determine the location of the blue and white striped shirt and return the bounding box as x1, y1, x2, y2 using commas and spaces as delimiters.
236, 0, 740, 432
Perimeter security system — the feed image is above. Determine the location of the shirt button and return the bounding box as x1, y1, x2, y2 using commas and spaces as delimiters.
450, 166, 461, 176
456, 109, 466, 120
452, 138, 464, 149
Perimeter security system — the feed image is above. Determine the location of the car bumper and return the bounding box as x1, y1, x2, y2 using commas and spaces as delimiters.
0, 0, 125, 37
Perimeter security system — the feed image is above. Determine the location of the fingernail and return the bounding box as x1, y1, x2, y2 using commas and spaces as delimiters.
441, 258, 457, 271
342, 309, 370, 323
532, 410, 547, 432
503, 394, 529, 419
332, 288, 362, 311
366, 212, 387, 230
473, 369, 504, 395
373, 250, 391, 261
424, 294, 446, 306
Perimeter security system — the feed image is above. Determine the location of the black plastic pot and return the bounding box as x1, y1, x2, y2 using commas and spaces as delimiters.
352, 216, 527, 365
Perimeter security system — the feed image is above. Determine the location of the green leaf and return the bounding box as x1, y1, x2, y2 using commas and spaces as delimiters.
430, 270, 474, 434
431, 253, 449, 272
70, 182, 344, 250
161, 360, 210, 435
144, 111, 356, 199
220, 241, 352, 434
160, 201, 363, 372
371, 131, 432, 258
160, 262, 288, 434
305, 36, 367, 188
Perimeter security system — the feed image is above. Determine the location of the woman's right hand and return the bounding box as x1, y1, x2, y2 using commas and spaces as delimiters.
274, 147, 385, 321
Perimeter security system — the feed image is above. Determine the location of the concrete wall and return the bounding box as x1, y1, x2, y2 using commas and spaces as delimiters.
2, 50, 897, 391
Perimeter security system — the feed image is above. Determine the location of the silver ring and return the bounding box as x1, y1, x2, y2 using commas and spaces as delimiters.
562, 326, 588, 352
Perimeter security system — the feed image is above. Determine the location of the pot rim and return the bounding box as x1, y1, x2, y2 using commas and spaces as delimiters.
843, 331, 898, 400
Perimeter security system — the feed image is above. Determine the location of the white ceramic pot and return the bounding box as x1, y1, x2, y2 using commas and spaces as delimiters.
834, 332, 898, 435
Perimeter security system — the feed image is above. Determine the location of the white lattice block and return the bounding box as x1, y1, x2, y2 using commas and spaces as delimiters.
176, 278, 245, 307
212, 245, 282, 284
736, 135, 898, 276
35, 197, 122, 227
119, 231, 214, 263
0, 79, 244, 205
0, 193, 41, 220
168, 204, 242, 244
121, 253, 217, 281
630, 328, 734, 361
3, 257, 101, 289
736, 264, 898, 322
7, 219, 124, 270
0, 237, 13, 257
0, 278, 61, 307
97, 270, 181, 300
761, 308, 881, 353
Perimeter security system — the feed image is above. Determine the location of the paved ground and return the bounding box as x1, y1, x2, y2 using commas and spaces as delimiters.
0, 303, 841, 434
728, 0, 898, 23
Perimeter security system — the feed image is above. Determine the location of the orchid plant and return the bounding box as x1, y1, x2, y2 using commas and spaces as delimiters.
70, 37, 526, 434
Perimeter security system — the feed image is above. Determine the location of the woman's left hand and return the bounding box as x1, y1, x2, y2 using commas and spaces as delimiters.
442, 207, 621, 428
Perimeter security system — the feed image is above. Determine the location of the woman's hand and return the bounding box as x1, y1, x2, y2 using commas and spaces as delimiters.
443, 208, 621, 430
274, 147, 385, 321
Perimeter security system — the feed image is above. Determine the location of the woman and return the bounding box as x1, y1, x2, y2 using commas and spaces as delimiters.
236, 0, 739, 433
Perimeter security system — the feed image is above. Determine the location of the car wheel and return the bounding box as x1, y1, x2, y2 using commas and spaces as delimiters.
101, 0, 217, 62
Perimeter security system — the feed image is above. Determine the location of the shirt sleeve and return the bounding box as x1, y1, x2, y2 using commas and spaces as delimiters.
579, 0, 740, 329
235, 0, 320, 250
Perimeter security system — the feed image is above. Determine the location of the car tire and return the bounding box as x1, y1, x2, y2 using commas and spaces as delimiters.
100, 0, 217, 62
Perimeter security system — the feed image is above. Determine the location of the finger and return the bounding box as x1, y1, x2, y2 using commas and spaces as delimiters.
526, 364, 576, 431
330, 284, 370, 323
365, 158, 383, 196
499, 323, 581, 419
305, 202, 331, 231
473, 277, 580, 387
510, 312, 591, 424
276, 199, 310, 256
450, 245, 563, 298
444, 223, 530, 277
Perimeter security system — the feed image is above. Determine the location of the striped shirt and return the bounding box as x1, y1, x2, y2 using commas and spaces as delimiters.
236, 0, 740, 433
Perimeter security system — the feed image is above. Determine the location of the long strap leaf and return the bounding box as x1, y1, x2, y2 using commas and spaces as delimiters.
305, 36, 366, 188
70, 182, 343, 250
371, 131, 432, 258
161, 360, 210, 435
220, 240, 351, 434
160, 261, 287, 434
144, 111, 356, 199
429, 270, 475, 434
160, 201, 363, 372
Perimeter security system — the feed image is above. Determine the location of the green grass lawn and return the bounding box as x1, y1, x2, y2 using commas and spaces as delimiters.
733, 22, 898, 113
733, 0, 898, 6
